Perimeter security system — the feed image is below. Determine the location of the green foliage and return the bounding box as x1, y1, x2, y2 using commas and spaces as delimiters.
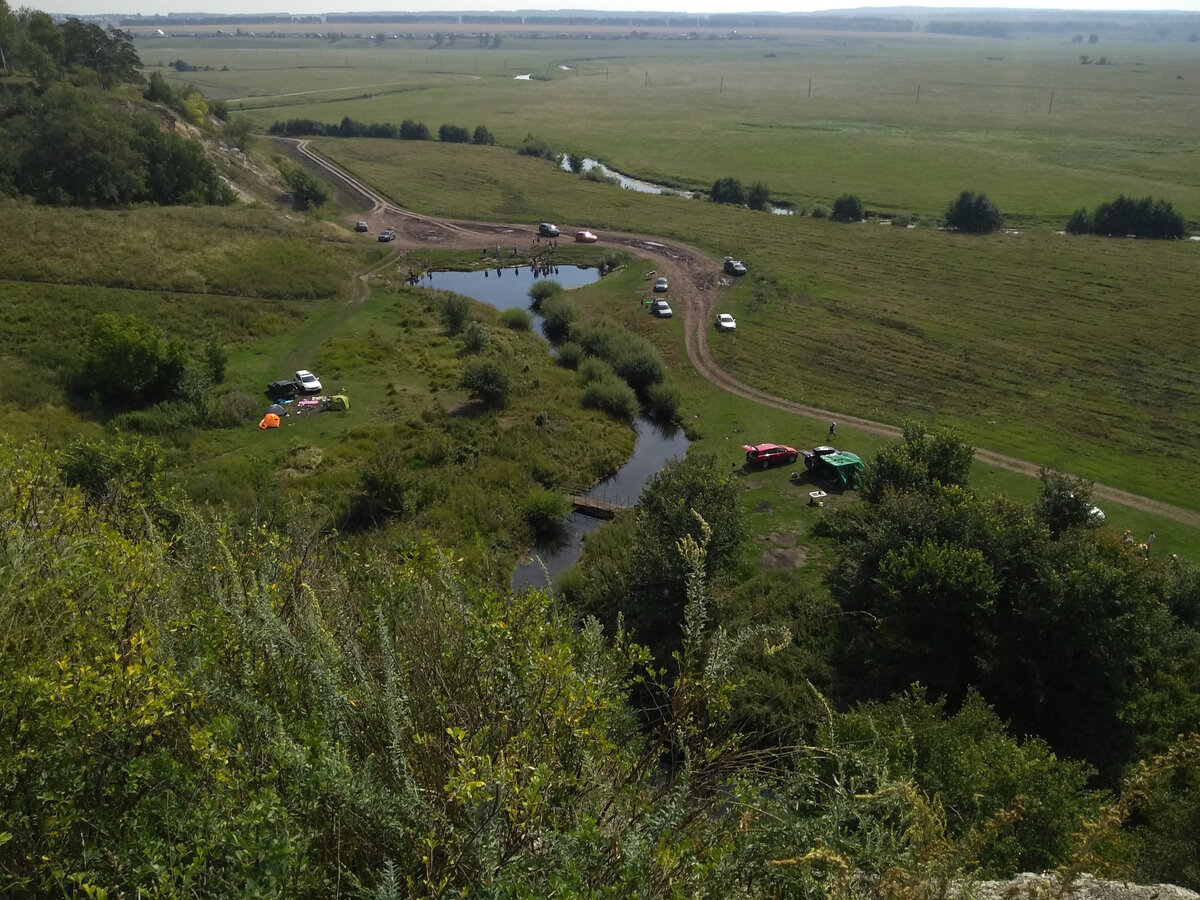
746, 180, 770, 211
461, 319, 490, 353
580, 373, 638, 421
182, 90, 208, 125
643, 381, 681, 423
569, 320, 665, 398
71, 312, 189, 412
523, 487, 571, 542
438, 123, 471, 143
516, 136, 555, 159
204, 336, 228, 384
859, 421, 975, 503
471, 124, 495, 146
1071, 195, 1187, 239
527, 278, 563, 311
832, 193, 865, 222
438, 292, 472, 335
58, 433, 180, 532
144, 70, 174, 104
555, 341, 583, 369
499, 307, 532, 330
945, 190, 1003, 234
459, 359, 511, 408
277, 159, 328, 211
1036, 467, 1101, 537
342, 440, 411, 530
710, 176, 745, 205
539, 292, 578, 343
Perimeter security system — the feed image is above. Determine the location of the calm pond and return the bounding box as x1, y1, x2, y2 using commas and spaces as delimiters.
424, 267, 691, 591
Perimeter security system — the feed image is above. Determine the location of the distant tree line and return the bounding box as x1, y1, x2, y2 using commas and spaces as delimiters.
710, 176, 771, 211
268, 116, 495, 145
0, 7, 141, 89
1067, 195, 1187, 239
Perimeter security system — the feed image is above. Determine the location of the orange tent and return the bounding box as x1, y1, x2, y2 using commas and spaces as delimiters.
259, 413, 281, 429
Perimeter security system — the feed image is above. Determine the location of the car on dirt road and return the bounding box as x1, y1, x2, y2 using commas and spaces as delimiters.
724, 257, 747, 276
715, 313, 736, 332
653, 276, 669, 292
743, 443, 798, 467
574, 230, 598, 243
539, 222, 560, 238
652, 299, 673, 318
378, 227, 396, 242
354, 220, 369, 232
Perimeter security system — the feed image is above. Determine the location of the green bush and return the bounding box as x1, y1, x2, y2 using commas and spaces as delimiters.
611, 343, 664, 397
581, 374, 638, 422
555, 342, 583, 369
578, 357, 615, 384
944, 190, 1003, 234
528, 279, 563, 312
539, 294, 578, 343
832, 194, 864, 222
460, 359, 511, 409
462, 320, 490, 354
440, 294, 472, 336
499, 308, 532, 331
524, 488, 571, 542
643, 382, 681, 422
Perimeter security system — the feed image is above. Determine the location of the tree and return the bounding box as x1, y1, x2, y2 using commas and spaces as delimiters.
72, 312, 189, 411
182, 91, 208, 125
859, 421, 975, 503
1086, 195, 1186, 239
459, 359, 511, 408
831, 193, 864, 222
472, 125, 495, 145
746, 180, 770, 211
1066, 207, 1090, 234
439, 294, 472, 335
225, 116, 254, 151
709, 176, 745, 206
144, 70, 174, 104
278, 160, 328, 210
1034, 468, 1100, 537
438, 124, 471, 143
944, 190, 1003, 234
399, 119, 431, 140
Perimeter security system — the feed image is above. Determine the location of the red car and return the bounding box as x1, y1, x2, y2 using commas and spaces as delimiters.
743, 442, 798, 467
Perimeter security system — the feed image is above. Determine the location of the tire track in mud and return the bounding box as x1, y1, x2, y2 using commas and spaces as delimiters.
285, 139, 1200, 529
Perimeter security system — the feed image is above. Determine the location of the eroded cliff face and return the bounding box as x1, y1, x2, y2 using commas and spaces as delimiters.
969, 873, 1199, 900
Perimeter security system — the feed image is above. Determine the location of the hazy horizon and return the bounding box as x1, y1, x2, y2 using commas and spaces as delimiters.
48, 1, 1200, 20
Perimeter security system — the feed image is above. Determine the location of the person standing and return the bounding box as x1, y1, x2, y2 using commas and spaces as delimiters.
829, 422, 837, 439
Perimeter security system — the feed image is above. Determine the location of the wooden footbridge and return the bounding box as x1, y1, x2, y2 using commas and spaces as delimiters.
567, 494, 628, 519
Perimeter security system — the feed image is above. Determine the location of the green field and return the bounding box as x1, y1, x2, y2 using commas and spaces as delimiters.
6, 22, 1200, 558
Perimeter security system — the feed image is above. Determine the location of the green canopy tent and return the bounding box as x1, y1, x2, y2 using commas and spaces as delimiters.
328, 394, 350, 411
819, 451, 863, 487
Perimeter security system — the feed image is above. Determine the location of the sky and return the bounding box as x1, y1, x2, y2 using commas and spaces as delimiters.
50, 0, 1200, 19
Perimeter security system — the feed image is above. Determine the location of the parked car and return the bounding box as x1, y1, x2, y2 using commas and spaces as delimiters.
378, 227, 396, 242
800, 445, 839, 469
294, 369, 322, 394
743, 443, 798, 467
539, 222, 560, 237
652, 299, 673, 318
267, 379, 299, 400
715, 313, 737, 331
574, 230, 598, 243
354, 220, 369, 232
653, 276, 669, 292
723, 256, 747, 276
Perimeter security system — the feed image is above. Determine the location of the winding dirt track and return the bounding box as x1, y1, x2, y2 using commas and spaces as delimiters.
289, 139, 1200, 529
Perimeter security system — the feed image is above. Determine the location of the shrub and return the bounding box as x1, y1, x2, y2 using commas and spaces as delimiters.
1079, 195, 1186, 239
944, 190, 1003, 234
72, 313, 189, 412
462, 320, 490, 353
439, 294, 472, 335
215, 390, 258, 427
539, 294, 578, 343
278, 160, 328, 210
1066, 207, 1091, 235
528, 280, 563, 312
460, 359, 511, 409
581, 374, 638, 422
578, 357, 615, 384
610, 343, 665, 397
811, 205, 829, 219
746, 181, 770, 211
400, 119, 431, 140
832, 194, 865, 222
517, 136, 555, 159
438, 124, 471, 143
499, 308, 532, 331
555, 342, 583, 369
710, 177, 745, 206
524, 488, 571, 542
472, 125, 495, 146
643, 382, 681, 422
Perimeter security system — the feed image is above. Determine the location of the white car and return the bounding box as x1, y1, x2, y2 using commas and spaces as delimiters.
652, 299, 673, 318
294, 369, 322, 394
715, 313, 737, 332
653, 276, 669, 292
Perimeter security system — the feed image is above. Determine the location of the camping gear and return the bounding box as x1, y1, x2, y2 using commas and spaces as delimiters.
259, 413, 281, 429
266, 403, 287, 416
819, 451, 863, 487
328, 394, 350, 411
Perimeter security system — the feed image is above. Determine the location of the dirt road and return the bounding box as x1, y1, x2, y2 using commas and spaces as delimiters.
289, 139, 1200, 529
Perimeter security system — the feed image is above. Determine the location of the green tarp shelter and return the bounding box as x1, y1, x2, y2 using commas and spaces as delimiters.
820, 451, 863, 487
329, 394, 350, 411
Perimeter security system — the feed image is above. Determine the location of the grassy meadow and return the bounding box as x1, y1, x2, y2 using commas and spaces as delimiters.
3, 22, 1200, 565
